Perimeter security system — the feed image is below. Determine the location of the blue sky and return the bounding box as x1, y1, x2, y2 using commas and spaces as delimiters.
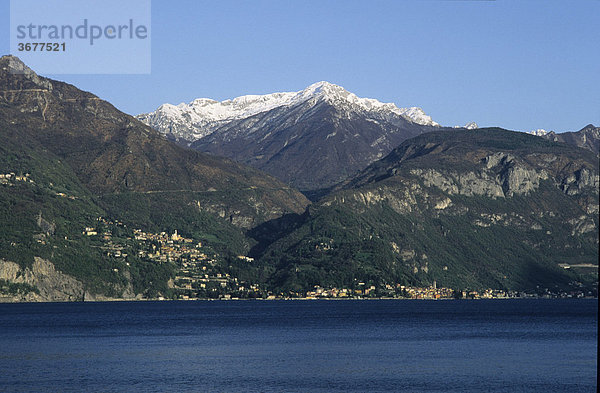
1, 0, 598, 132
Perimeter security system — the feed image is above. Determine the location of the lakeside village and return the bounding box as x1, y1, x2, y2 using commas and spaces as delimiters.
80, 218, 595, 300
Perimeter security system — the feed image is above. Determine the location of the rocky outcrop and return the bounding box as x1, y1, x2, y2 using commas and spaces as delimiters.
472, 212, 533, 229
36, 212, 56, 235
560, 167, 599, 196
411, 168, 507, 198
409, 157, 548, 199
0, 258, 84, 302
499, 165, 548, 197
568, 215, 598, 237
324, 184, 421, 215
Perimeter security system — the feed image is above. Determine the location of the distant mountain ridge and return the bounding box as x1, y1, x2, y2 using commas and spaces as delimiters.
138, 82, 459, 193
137, 81, 441, 141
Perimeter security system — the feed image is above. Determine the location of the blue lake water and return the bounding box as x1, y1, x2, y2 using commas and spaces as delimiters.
0, 299, 597, 392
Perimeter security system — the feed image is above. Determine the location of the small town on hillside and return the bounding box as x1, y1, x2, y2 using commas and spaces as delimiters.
82, 217, 265, 299
81, 217, 595, 300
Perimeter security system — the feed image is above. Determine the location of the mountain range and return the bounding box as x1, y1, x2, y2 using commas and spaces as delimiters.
1, 55, 598, 301
137, 82, 463, 194
138, 83, 598, 198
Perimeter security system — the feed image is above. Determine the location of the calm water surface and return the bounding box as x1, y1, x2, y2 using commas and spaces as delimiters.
0, 299, 597, 392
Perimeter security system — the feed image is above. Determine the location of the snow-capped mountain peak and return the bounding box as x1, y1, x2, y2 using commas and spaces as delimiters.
302, 81, 346, 96
294, 82, 440, 126
528, 129, 551, 136
136, 82, 440, 141
453, 122, 479, 129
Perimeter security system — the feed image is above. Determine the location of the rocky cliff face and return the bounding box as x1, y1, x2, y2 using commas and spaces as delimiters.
343, 129, 599, 213
0, 257, 139, 302
0, 258, 84, 302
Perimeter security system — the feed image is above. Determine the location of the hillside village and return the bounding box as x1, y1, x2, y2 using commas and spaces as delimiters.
81, 218, 266, 299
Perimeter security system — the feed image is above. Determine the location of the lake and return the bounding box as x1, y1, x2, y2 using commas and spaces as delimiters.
0, 299, 597, 392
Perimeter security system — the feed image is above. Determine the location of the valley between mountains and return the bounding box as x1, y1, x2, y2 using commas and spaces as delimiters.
1, 55, 598, 301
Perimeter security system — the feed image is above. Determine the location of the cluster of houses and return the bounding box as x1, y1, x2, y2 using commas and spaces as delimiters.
174, 250, 262, 299
458, 289, 510, 299
402, 284, 456, 299
0, 172, 33, 185
304, 283, 456, 299
82, 218, 263, 299
303, 284, 515, 299
84, 219, 207, 265
132, 229, 200, 263
305, 287, 352, 298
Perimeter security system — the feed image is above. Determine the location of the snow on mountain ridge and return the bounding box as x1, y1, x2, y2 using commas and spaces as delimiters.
137, 82, 440, 141
528, 129, 551, 136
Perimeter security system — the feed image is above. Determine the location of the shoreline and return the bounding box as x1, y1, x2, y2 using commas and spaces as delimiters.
1, 296, 597, 304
